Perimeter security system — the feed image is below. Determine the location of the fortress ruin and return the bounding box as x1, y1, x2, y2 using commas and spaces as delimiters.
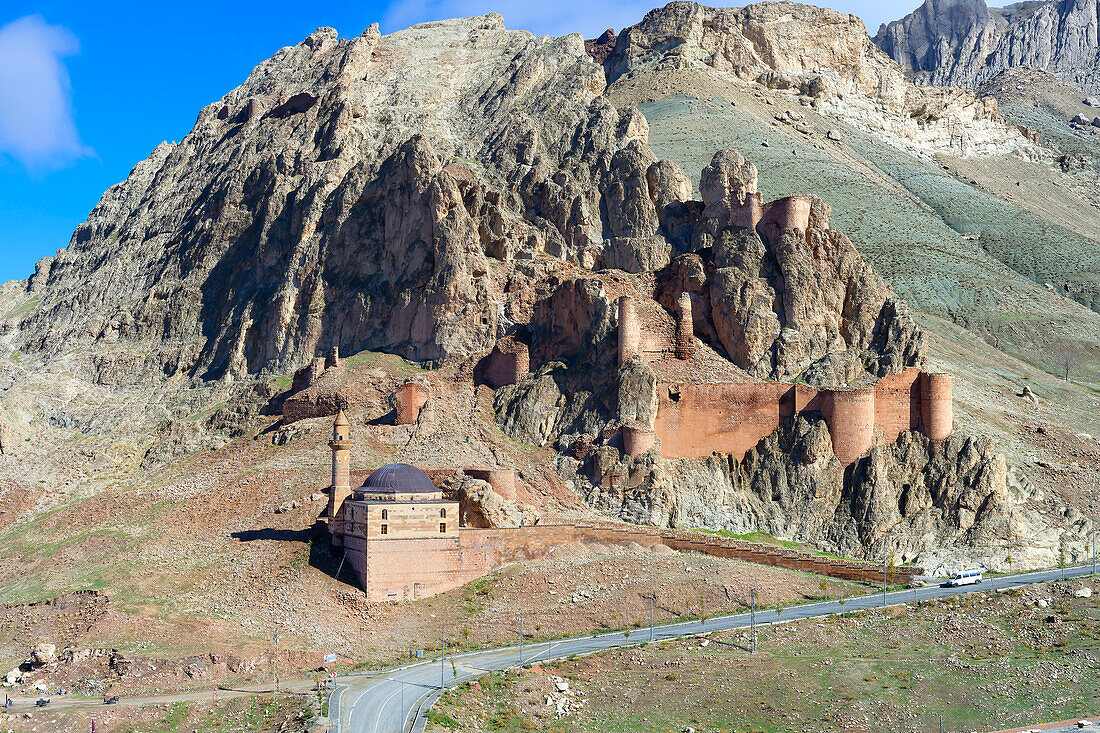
321, 413, 921, 602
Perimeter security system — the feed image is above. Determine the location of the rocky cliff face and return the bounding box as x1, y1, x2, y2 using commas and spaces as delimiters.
0, 16, 686, 451
560, 415, 1089, 572
877, 0, 1100, 94
602, 1, 1034, 156
0, 3, 1082, 571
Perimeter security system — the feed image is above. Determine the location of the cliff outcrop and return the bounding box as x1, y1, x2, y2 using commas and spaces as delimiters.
561, 416, 1088, 572
0, 3, 1086, 578
876, 0, 1100, 95
600, 1, 1034, 156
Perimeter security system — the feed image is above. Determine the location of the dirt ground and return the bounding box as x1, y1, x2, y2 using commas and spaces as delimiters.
430, 580, 1100, 733
0, 694, 310, 733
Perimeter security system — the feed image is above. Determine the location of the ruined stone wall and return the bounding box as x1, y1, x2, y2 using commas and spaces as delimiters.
350, 522, 920, 601
617, 296, 641, 366
478, 339, 530, 388
757, 194, 812, 234
653, 382, 789, 460
394, 381, 430, 425
652, 367, 949, 465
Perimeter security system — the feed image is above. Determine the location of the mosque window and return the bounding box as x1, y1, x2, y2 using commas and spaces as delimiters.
381, 524, 388, 535
439, 523, 447, 533
381, 509, 388, 520
440, 508, 446, 518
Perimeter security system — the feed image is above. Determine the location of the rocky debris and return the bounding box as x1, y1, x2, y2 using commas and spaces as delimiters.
1072, 113, 1091, 127
271, 421, 312, 445
28, 643, 56, 667
1060, 153, 1093, 172
1074, 586, 1093, 598
544, 675, 585, 718
275, 500, 300, 514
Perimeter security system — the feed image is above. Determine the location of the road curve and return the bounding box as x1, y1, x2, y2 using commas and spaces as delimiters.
337, 564, 1098, 733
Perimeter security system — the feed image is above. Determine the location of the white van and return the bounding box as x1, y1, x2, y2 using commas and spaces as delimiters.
945, 569, 983, 587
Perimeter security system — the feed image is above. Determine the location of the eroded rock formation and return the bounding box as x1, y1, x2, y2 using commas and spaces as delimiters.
877, 0, 1100, 95
559, 416, 1087, 572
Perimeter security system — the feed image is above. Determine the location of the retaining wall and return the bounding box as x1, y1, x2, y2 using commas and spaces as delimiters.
353, 522, 920, 601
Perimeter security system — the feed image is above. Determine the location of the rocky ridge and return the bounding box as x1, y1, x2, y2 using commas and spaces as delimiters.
602, 1, 1037, 158
877, 0, 1100, 95
0, 2, 1089, 581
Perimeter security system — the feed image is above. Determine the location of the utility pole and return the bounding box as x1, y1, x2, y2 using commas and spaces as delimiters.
273, 632, 279, 696
649, 567, 655, 643
750, 589, 757, 654
938, 714, 943, 733
1093, 515, 1097, 578
883, 552, 888, 607
519, 612, 524, 667
440, 620, 446, 691
547, 637, 552, 663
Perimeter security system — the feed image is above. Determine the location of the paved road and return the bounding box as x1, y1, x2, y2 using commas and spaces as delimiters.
336, 564, 1098, 733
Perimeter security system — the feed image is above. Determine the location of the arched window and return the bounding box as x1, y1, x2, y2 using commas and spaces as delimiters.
440, 508, 447, 519
381, 509, 388, 520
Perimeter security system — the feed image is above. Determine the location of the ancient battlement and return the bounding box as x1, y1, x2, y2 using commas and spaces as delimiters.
613, 285, 951, 466
394, 379, 431, 425
476, 334, 531, 388
290, 346, 340, 395
283, 346, 343, 423
649, 368, 951, 465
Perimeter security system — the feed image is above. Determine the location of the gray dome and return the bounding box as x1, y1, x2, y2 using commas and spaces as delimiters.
359, 463, 437, 493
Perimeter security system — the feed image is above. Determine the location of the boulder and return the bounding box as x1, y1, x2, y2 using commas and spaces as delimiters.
28, 643, 55, 667
1074, 586, 1093, 598
445, 472, 539, 528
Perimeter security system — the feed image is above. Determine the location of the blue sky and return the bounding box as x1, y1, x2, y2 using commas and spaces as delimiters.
0, 0, 921, 284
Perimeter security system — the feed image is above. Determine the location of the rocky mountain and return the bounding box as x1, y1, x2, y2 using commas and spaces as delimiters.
0, 0, 1095, 634
876, 0, 1100, 94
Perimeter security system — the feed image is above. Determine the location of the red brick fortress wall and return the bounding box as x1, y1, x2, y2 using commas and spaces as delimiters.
921, 372, 953, 441
653, 382, 787, 460
651, 367, 951, 465
821, 387, 876, 466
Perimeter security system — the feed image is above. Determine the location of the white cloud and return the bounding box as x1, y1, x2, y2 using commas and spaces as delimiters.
0, 15, 91, 170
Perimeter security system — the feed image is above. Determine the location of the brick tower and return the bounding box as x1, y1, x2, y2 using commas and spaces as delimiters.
327, 410, 352, 543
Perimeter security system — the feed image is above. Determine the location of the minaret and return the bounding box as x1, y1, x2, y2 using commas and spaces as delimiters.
327, 410, 352, 541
